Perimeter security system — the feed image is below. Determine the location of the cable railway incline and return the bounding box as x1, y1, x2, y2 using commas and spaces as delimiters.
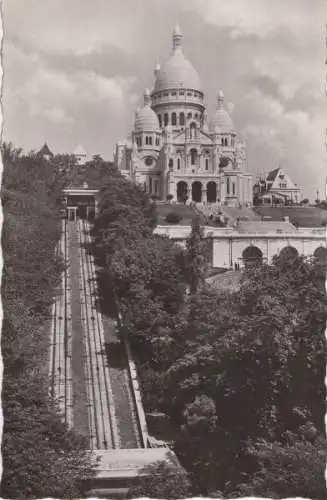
49, 218, 142, 450
48, 219, 73, 428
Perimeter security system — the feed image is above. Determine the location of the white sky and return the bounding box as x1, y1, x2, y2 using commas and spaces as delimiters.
3, 0, 327, 199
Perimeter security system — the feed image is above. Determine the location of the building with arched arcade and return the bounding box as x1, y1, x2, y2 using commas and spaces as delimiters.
115, 25, 252, 206
154, 223, 327, 269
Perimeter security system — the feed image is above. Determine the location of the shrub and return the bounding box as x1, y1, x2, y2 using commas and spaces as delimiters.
166, 212, 183, 224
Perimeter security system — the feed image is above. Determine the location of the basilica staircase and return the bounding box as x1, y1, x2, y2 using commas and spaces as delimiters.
195, 202, 259, 227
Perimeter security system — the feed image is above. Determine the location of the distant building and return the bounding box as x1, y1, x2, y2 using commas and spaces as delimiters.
38, 143, 54, 161
115, 25, 252, 206
253, 167, 302, 205
73, 144, 87, 165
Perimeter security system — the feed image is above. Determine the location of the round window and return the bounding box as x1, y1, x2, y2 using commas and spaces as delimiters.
145, 157, 153, 166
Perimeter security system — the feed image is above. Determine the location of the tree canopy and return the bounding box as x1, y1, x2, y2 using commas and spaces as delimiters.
93, 166, 326, 498
1, 143, 94, 498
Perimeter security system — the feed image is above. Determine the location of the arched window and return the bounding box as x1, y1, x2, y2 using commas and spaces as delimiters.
207, 181, 217, 203
225, 138, 228, 147
232, 182, 236, 195
179, 112, 185, 126
172, 112, 177, 126
221, 137, 224, 146
158, 114, 162, 127
190, 122, 196, 139
187, 112, 192, 119
149, 136, 152, 145
205, 158, 209, 170
145, 136, 149, 145
177, 158, 181, 170
156, 136, 159, 146
190, 148, 197, 165
164, 113, 169, 126
227, 177, 230, 194
149, 177, 152, 193
169, 158, 174, 169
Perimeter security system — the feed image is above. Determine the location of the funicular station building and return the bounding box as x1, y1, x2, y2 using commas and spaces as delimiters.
62, 182, 99, 221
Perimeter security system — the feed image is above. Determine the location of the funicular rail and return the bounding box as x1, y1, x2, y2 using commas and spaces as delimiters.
79, 219, 142, 449
50, 217, 144, 450
78, 218, 119, 449
49, 219, 73, 427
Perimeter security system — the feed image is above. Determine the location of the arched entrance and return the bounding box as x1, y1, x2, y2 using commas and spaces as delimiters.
177, 181, 188, 203
313, 246, 327, 265
192, 181, 202, 203
242, 246, 263, 268
279, 246, 299, 259
207, 182, 217, 203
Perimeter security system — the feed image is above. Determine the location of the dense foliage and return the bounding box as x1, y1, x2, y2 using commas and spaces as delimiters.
93, 166, 327, 499
165, 211, 183, 223
128, 460, 191, 499
1, 143, 94, 498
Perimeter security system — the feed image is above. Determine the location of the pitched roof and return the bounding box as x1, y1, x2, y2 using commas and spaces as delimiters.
38, 143, 53, 157
266, 167, 280, 181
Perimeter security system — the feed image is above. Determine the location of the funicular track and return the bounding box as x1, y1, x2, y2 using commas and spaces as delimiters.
49, 218, 142, 450
77, 218, 119, 449
78, 219, 142, 450
49, 219, 73, 428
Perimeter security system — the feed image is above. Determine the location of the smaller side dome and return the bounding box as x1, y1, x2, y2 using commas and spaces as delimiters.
211, 90, 234, 133
134, 89, 160, 131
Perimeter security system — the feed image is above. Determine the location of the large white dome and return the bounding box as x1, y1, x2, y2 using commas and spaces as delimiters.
134, 89, 160, 131
211, 90, 234, 133
153, 25, 202, 93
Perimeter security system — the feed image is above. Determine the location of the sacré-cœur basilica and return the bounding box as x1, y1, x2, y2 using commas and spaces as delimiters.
115, 25, 253, 207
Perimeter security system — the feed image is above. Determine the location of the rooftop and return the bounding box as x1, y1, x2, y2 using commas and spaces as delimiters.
236, 220, 297, 233
92, 448, 180, 479
153, 25, 202, 93
38, 143, 53, 157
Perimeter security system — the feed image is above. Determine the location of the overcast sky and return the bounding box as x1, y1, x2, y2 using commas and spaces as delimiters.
3, 0, 326, 199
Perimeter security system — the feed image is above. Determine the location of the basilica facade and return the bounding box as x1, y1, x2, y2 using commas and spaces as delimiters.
115, 25, 252, 206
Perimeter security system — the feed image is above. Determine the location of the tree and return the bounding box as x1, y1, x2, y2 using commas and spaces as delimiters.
2, 144, 95, 497
234, 435, 327, 499
128, 460, 191, 499
165, 212, 182, 224
92, 156, 327, 498
164, 252, 326, 496
184, 216, 208, 294
1, 373, 94, 498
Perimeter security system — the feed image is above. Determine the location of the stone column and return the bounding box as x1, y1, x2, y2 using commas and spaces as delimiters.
220, 178, 225, 203
187, 183, 192, 203
202, 185, 207, 204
